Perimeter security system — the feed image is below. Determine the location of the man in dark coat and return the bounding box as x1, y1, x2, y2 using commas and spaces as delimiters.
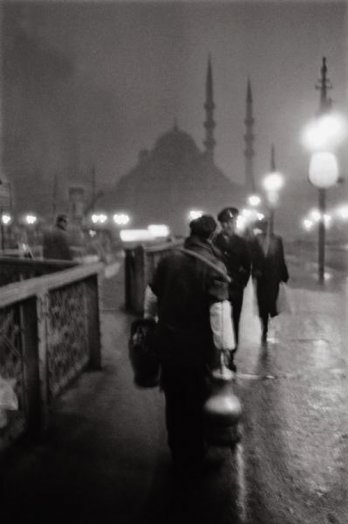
214, 207, 251, 368
250, 218, 289, 345
43, 214, 73, 261
143, 215, 234, 470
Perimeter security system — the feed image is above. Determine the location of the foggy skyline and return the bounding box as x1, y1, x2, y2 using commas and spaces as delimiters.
2, 1, 348, 233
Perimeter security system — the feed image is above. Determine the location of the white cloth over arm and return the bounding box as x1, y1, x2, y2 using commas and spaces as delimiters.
143, 285, 158, 319
209, 300, 235, 351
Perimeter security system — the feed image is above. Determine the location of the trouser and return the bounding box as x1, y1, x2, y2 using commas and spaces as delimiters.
230, 291, 244, 347
256, 280, 280, 339
161, 364, 208, 466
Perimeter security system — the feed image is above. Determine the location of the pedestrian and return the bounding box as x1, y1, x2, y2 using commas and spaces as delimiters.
214, 207, 251, 370
250, 218, 289, 345
143, 215, 235, 471
42, 214, 73, 261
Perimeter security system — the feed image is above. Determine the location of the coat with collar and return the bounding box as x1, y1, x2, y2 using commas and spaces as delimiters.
214, 231, 251, 294
149, 235, 229, 367
251, 233, 289, 284
250, 232, 289, 317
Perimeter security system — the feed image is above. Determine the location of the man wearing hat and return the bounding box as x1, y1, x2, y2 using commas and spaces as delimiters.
214, 207, 251, 369
143, 215, 235, 471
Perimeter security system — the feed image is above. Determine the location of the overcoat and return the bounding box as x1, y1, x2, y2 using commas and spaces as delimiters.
250, 233, 289, 318
149, 235, 229, 367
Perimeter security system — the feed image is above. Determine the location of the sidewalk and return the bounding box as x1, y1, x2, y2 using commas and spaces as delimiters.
0, 257, 347, 524
0, 263, 167, 524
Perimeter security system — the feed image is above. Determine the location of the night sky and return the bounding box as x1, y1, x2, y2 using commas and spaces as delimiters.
2, 0, 348, 234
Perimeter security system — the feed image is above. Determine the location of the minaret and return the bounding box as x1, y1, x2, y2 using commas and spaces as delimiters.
270, 143, 276, 171
244, 79, 256, 193
203, 55, 216, 160
316, 56, 332, 114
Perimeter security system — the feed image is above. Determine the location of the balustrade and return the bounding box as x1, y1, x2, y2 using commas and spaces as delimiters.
0, 262, 103, 452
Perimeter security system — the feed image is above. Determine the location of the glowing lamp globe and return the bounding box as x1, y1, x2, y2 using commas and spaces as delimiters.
308, 152, 339, 188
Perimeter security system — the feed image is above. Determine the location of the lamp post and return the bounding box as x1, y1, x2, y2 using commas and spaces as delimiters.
262, 145, 284, 234
304, 57, 342, 283
308, 151, 338, 282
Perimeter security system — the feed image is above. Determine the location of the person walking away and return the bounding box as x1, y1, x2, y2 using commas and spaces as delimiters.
250, 218, 289, 345
43, 214, 73, 261
214, 207, 251, 370
143, 215, 235, 472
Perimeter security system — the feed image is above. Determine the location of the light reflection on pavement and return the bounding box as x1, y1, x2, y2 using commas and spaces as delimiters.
231, 257, 348, 524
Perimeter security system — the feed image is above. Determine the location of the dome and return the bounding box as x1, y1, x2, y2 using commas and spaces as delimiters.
153, 124, 200, 160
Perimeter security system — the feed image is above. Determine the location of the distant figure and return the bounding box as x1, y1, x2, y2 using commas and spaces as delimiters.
214, 207, 251, 369
43, 214, 73, 261
143, 215, 234, 471
250, 218, 289, 345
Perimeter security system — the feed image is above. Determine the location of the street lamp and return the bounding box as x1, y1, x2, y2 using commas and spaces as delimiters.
303, 57, 344, 283
24, 214, 38, 225
247, 194, 261, 207
308, 151, 339, 282
113, 213, 130, 226
1, 213, 12, 225
262, 145, 284, 234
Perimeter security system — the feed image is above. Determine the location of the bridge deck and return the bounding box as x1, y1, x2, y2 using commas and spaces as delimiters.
0, 258, 347, 524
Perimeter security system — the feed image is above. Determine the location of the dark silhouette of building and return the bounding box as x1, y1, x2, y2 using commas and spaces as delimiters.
103, 59, 246, 235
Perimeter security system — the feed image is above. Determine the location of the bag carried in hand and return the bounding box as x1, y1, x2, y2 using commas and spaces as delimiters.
128, 318, 160, 388
276, 283, 292, 315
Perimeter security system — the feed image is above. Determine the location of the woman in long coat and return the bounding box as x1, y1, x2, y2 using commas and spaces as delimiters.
250, 219, 289, 344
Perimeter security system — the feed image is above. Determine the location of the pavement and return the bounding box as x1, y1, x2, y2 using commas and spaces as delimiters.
0, 252, 347, 524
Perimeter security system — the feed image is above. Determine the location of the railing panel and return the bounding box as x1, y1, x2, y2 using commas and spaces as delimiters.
0, 304, 27, 450
0, 256, 76, 287
47, 282, 89, 400
0, 262, 103, 452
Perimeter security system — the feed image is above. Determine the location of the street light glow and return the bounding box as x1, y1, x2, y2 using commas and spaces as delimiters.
113, 213, 130, 226
188, 209, 203, 221
247, 194, 261, 207
241, 208, 253, 218
309, 208, 321, 222
302, 113, 346, 152
323, 213, 332, 227
25, 214, 37, 225
262, 172, 284, 193
148, 224, 170, 238
336, 205, 348, 220
303, 218, 314, 231
120, 229, 153, 242
1, 213, 12, 225
91, 213, 108, 224
236, 215, 246, 233
308, 152, 339, 188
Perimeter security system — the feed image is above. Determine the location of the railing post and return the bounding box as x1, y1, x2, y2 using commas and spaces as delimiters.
36, 293, 49, 433
134, 245, 145, 315
124, 248, 133, 311
19, 297, 42, 437
85, 275, 102, 370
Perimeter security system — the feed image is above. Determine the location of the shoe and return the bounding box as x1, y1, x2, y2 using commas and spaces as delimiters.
228, 353, 237, 373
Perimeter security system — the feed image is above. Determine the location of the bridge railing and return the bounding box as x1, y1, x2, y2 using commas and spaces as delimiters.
124, 240, 183, 314
0, 262, 103, 452
0, 256, 78, 287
